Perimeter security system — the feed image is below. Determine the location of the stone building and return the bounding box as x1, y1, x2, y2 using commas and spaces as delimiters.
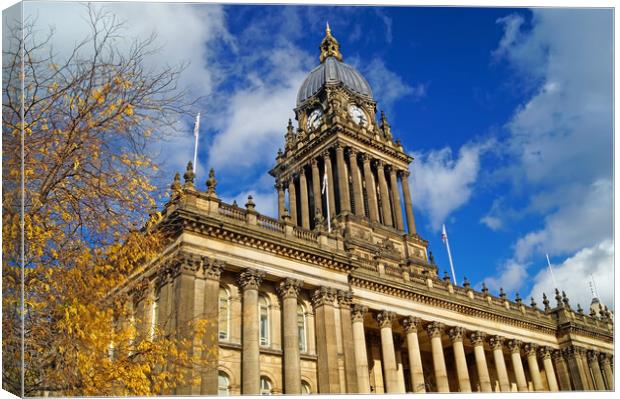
124, 26, 614, 394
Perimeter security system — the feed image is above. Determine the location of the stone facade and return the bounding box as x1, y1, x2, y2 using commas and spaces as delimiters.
120, 26, 613, 395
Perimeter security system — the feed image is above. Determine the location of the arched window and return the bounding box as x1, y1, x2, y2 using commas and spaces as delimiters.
218, 371, 230, 396
301, 380, 311, 395
259, 376, 272, 395
219, 288, 230, 341
297, 304, 307, 352
259, 295, 270, 346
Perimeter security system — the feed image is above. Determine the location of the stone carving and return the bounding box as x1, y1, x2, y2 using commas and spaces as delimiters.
351, 304, 368, 322
448, 326, 465, 343
336, 289, 353, 307
538, 346, 552, 360
376, 310, 396, 329
402, 316, 421, 334
469, 331, 486, 347
488, 335, 505, 351
426, 321, 444, 338
312, 286, 336, 307
524, 343, 538, 357
238, 268, 265, 291
506, 339, 522, 354
277, 278, 303, 299
202, 257, 224, 280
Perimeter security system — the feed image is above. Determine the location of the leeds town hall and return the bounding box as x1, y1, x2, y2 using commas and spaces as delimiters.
123, 26, 614, 394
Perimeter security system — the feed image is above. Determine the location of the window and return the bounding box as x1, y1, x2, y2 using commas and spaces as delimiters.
297, 304, 307, 352
218, 371, 230, 396
301, 381, 311, 395
259, 376, 272, 395
219, 288, 230, 340
259, 295, 270, 346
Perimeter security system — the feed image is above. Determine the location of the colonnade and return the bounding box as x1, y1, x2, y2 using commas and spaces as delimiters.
152, 261, 613, 394
276, 144, 416, 233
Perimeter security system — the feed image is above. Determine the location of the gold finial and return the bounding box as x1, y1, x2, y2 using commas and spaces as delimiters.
320, 22, 342, 63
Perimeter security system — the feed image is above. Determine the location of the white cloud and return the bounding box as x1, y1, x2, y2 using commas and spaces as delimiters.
482, 9, 613, 295
528, 240, 614, 311
483, 259, 528, 294
410, 140, 492, 231
362, 58, 426, 110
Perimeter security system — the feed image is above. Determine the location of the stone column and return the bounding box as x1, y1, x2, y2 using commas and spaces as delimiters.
552, 349, 572, 391
348, 149, 364, 217
376, 311, 401, 393
376, 160, 393, 227
394, 338, 406, 392
200, 259, 224, 395
336, 290, 358, 393
538, 346, 559, 392
312, 287, 340, 393
489, 336, 511, 392
361, 154, 379, 223
277, 278, 303, 394
238, 268, 265, 394
426, 322, 449, 392
277, 182, 286, 219
173, 256, 200, 395
588, 351, 606, 391
311, 159, 322, 219
599, 353, 614, 390
565, 347, 589, 390
402, 316, 425, 393
524, 343, 543, 391
399, 170, 416, 234
335, 144, 351, 214
470, 331, 492, 392
577, 348, 595, 390
288, 177, 298, 226
299, 167, 310, 229
507, 340, 528, 391
389, 167, 404, 231
351, 305, 370, 393
449, 327, 471, 392
322, 150, 337, 220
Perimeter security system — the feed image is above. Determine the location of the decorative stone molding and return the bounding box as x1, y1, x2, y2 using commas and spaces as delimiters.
488, 335, 504, 351
376, 310, 396, 329
552, 349, 565, 362
448, 326, 465, 343
469, 331, 486, 347
598, 352, 611, 365
202, 257, 224, 281
277, 278, 303, 299
587, 350, 600, 363
426, 321, 444, 338
524, 343, 538, 357
538, 346, 553, 360
402, 316, 422, 334
237, 268, 265, 291
351, 304, 368, 322
336, 289, 353, 308
506, 339, 523, 354
312, 286, 336, 307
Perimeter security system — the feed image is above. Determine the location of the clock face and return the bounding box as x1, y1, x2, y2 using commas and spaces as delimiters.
348, 104, 368, 126
306, 108, 323, 130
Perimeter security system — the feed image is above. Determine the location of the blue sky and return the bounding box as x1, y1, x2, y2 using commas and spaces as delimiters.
25, 2, 613, 310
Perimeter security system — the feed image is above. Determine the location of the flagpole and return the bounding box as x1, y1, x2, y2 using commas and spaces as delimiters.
193, 113, 201, 173
442, 224, 457, 285
322, 170, 331, 233
546, 254, 558, 288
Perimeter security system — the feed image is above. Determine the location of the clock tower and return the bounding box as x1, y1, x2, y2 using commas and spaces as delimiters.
269, 24, 433, 274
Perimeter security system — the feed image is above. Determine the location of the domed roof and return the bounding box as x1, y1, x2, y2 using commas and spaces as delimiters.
296, 24, 373, 106
297, 57, 373, 106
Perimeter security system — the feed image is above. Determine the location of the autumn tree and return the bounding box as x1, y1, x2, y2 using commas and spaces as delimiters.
3, 6, 210, 396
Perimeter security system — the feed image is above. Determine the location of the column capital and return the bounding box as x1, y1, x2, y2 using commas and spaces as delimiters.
334, 143, 345, 152
376, 310, 396, 329
351, 304, 368, 322
425, 321, 444, 338
336, 289, 353, 308
321, 149, 332, 159
202, 257, 224, 281
346, 147, 358, 156
448, 326, 466, 343
402, 316, 422, 334
374, 158, 385, 168
399, 169, 410, 179
552, 349, 565, 362
524, 343, 539, 357
360, 152, 371, 162
469, 331, 486, 347
506, 339, 523, 354
538, 346, 553, 360
312, 286, 336, 307
598, 352, 611, 364
587, 350, 600, 363
488, 335, 505, 350
238, 268, 265, 291
277, 278, 303, 299
311, 158, 318, 166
